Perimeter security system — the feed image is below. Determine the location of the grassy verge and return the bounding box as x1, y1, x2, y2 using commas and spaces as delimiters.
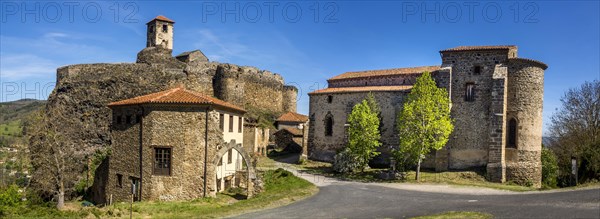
291, 158, 537, 192
412, 211, 493, 219
2, 168, 318, 218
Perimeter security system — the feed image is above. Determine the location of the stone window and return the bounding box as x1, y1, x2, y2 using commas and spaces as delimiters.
325, 113, 334, 136
162, 24, 168, 33
126, 115, 132, 124
116, 174, 123, 188
474, 65, 481, 75
229, 115, 234, 132
465, 83, 475, 102
327, 95, 333, 103
227, 149, 233, 164
116, 116, 122, 124
507, 118, 517, 148
238, 117, 242, 133
219, 114, 224, 130
154, 147, 171, 176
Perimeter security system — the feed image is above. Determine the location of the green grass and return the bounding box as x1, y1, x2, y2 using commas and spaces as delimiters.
0, 120, 22, 137
293, 159, 537, 192
412, 211, 493, 219
1, 168, 318, 218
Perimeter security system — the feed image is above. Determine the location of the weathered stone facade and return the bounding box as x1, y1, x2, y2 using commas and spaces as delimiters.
308, 46, 546, 186
104, 86, 257, 203
42, 15, 298, 184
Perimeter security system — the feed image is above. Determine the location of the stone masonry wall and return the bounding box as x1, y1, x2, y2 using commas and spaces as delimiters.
308, 91, 408, 164
44, 48, 297, 177
106, 106, 144, 203
506, 60, 545, 187
441, 50, 510, 169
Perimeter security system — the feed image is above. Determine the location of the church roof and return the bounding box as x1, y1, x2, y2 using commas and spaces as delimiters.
276, 112, 308, 123
440, 45, 517, 52
309, 85, 413, 95
108, 87, 245, 113
147, 15, 175, 24
509, 57, 548, 70
328, 66, 440, 81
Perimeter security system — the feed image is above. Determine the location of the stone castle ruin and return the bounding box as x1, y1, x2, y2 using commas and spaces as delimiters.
45, 15, 297, 153
39, 15, 298, 201
308, 45, 547, 187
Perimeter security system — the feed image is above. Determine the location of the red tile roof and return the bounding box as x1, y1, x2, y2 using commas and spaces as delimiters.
147, 15, 174, 24
328, 66, 440, 81
309, 85, 413, 95
108, 87, 245, 113
440, 45, 517, 52
276, 112, 308, 123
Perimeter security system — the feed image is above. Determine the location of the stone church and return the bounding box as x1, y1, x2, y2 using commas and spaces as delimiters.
308, 46, 547, 186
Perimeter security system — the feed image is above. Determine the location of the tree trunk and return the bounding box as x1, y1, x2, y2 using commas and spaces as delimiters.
57, 182, 65, 209
416, 158, 422, 181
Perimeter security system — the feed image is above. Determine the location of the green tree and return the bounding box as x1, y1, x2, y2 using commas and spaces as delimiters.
548, 80, 600, 185
541, 147, 559, 188
395, 72, 453, 181
346, 98, 381, 172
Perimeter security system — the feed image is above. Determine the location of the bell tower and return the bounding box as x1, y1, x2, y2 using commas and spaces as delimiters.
146, 15, 174, 50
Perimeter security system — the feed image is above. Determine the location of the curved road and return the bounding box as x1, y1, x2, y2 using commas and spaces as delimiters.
235, 162, 600, 219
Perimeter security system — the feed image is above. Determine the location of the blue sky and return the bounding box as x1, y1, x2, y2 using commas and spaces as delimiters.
1, 1, 599, 135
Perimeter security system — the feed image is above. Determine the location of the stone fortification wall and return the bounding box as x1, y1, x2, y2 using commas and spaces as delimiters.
45, 48, 297, 166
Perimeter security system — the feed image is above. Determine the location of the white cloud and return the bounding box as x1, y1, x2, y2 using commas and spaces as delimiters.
0, 54, 57, 79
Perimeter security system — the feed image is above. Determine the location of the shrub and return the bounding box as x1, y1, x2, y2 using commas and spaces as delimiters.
333, 148, 360, 173
0, 184, 21, 207
541, 148, 559, 188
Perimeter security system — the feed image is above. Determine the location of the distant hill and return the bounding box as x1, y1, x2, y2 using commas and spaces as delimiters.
0, 99, 46, 124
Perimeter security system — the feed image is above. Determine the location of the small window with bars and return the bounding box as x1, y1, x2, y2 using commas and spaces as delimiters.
465, 83, 475, 102
154, 147, 171, 176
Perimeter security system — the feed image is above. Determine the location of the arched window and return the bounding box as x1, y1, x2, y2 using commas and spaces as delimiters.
507, 118, 517, 148
325, 113, 334, 136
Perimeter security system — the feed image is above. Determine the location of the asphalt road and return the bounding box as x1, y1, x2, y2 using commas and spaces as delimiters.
234, 160, 600, 219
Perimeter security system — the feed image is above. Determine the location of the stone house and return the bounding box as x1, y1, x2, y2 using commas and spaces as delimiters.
308, 45, 547, 186
105, 86, 250, 202
274, 112, 309, 154
243, 124, 270, 155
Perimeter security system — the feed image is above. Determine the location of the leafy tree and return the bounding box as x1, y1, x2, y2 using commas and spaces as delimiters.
548, 80, 600, 185
395, 72, 453, 181
27, 109, 84, 209
541, 147, 559, 188
346, 98, 381, 172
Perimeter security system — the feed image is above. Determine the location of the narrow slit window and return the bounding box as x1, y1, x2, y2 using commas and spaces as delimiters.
116, 174, 123, 188
219, 114, 224, 130
227, 149, 233, 164
325, 115, 334, 136
507, 118, 517, 148
465, 83, 475, 102
238, 117, 242, 133
229, 115, 234, 132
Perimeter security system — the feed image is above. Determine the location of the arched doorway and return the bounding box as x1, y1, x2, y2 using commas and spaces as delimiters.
211, 140, 257, 198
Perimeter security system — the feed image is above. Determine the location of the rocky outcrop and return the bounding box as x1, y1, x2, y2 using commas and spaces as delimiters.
41, 47, 297, 165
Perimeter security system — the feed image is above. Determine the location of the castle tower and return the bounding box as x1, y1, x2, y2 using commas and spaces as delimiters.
146, 15, 174, 50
